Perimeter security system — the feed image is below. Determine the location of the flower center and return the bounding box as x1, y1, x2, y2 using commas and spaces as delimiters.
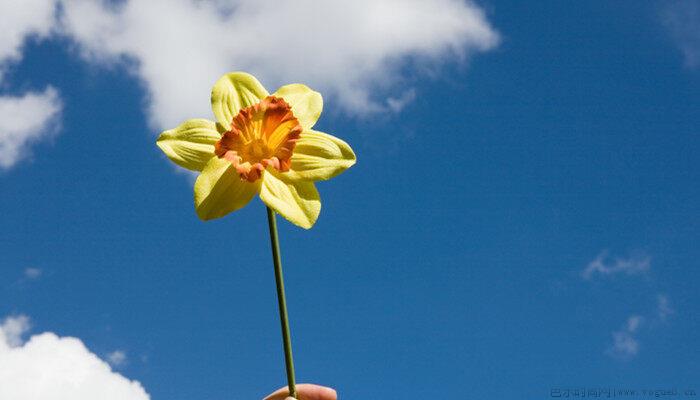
215, 96, 302, 182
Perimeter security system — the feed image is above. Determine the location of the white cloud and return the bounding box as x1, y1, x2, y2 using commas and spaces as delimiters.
0, 87, 62, 169
1, 0, 497, 168
0, 315, 150, 400
607, 315, 643, 359
0, 0, 63, 170
106, 350, 127, 367
24, 267, 42, 279
662, 0, 700, 68
0, 0, 56, 76
581, 251, 651, 280
57, 0, 499, 129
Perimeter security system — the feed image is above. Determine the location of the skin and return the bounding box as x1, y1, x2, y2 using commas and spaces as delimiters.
263, 384, 337, 400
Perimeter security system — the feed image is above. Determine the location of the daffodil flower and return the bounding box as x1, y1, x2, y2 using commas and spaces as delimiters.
157, 72, 356, 228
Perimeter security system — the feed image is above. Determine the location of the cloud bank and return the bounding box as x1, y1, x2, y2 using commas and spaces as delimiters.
0, 0, 498, 168
58, 0, 499, 128
0, 315, 150, 400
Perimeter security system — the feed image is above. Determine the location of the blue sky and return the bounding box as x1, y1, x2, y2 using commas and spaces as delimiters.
1, 1, 699, 399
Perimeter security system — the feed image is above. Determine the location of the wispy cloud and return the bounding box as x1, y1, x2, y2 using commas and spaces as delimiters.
662, 0, 700, 68
0, 315, 31, 347
607, 315, 643, 359
581, 251, 651, 280
602, 292, 674, 360
0, 315, 149, 400
23, 267, 42, 280
106, 350, 127, 368
580, 251, 675, 360
656, 294, 674, 322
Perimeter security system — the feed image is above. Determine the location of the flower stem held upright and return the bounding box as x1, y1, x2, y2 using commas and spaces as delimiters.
155, 72, 355, 398
266, 206, 297, 399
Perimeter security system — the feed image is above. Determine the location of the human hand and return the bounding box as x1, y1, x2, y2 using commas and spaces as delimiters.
263, 384, 337, 400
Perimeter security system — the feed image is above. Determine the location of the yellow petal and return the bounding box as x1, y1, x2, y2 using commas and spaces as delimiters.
272, 84, 323, 129
156, 119, 220, 171
194, 156, 259, 221
287, 130, 356, 181
211, 72, 269, 130
260, 169, 321, 229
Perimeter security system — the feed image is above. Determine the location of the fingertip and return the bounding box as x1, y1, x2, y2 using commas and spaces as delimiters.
297, 384, 337, 400
322, 387, 337, 400
264, 384, 337, 400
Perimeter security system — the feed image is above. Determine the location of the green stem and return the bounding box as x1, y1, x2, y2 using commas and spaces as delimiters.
266, 206, 297, 399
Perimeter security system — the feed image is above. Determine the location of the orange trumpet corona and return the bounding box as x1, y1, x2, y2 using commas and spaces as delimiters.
215, 96, 302, 182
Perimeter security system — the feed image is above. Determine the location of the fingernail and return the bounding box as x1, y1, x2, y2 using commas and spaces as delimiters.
323, 387, 338, 398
